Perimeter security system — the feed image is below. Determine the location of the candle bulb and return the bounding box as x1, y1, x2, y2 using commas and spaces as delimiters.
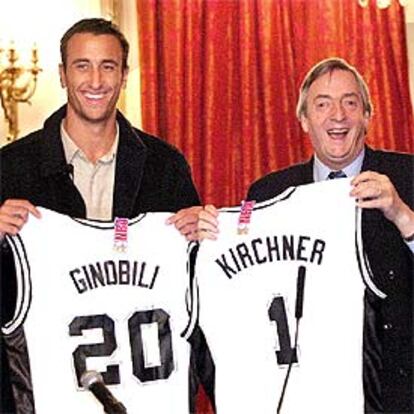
8, 42, 17, 65
32, 44, 38, 65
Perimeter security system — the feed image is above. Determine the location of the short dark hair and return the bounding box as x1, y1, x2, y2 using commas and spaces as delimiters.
296, 57, 373, 120
60, 18, 129, 70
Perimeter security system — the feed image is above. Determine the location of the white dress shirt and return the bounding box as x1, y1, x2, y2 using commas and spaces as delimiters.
61, 124, 119, 220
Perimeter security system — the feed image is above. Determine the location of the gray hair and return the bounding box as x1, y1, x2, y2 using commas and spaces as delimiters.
296, 57, 373, 120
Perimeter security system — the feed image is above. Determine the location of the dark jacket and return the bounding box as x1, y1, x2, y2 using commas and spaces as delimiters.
247, 146, 414, 413
0, 105, 200, 413
0, 105, 200, 217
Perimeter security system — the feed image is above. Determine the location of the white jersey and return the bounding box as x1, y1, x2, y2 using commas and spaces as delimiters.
3, 208, 194, 414
187, 178, 386, 414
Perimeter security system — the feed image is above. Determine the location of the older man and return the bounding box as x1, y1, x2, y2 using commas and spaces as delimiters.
200, 58, 414, 412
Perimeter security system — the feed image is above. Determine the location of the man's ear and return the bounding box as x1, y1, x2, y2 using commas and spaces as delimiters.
59, 64, 66, 88
121, 67, 129, 89
363, 111, 370, 133
300, 114, 309, 133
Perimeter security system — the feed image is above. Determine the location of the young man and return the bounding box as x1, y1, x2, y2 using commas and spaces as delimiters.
0, 18, 200, 236
0, 18, 205, 413
199, 58, 414, 412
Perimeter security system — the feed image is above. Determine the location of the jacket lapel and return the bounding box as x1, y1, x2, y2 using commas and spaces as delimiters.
36, 107, 147, 219
361, 146, 379, 172
112, 112, 147, 218
303, 158, 315, 184
360, 146, 382, 246
38, 106, 86, 217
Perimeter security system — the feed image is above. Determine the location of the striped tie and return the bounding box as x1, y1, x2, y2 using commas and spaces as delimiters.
327, 170, 347, 180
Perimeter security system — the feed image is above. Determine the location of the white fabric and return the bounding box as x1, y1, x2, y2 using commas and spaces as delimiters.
4, 209, 192, 414
189, 179, 385, 414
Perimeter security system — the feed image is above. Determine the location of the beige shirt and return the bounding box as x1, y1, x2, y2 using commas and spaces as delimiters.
60, 124, 119, 220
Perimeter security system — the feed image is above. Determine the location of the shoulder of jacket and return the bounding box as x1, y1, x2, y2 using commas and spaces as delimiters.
131, 127, 188, 164
252, 162, 308, 187
1, 129, 43, 159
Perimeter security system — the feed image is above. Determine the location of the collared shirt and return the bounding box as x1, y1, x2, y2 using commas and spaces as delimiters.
313, 149, 365, 182
61, 123, 119, 220
313, 149, 414, 252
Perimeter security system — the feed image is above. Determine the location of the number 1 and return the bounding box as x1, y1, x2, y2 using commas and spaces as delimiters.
268, 297, 297, 365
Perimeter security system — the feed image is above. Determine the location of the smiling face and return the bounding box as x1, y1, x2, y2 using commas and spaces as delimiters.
59, 33, 128, 126
300, 69, 370, 170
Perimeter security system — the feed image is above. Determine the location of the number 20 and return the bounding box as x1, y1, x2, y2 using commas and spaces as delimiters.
69, 309, 174, 386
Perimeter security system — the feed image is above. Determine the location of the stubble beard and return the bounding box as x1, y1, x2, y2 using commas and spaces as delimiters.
69, 93, 119, 125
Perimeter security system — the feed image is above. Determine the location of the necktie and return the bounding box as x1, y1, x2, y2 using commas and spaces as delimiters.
327, 170, 347, 180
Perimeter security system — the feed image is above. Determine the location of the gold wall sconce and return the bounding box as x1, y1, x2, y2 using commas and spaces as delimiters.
0, 44, 41, 141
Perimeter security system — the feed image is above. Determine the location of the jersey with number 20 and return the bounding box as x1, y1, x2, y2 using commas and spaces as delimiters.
3, 209, 197, 414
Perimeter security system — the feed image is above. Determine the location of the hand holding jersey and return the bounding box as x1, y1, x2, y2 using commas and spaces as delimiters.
196, 170, 414, 243
197, 205, 220, 241
196, 58, 414, 246
351, 171, 414, 240
2, 209, 206, 414
188, 178, 386, 413
0, 199, 41, 240
0, 198, 207, 243
166, 205, 205, 241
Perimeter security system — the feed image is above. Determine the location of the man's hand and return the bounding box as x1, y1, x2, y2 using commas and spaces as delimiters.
166, 206, 204, 241
0, 199, 41, 241
197, 205, 219, 240
351, 171, 414, 239
167, 205, 220, 241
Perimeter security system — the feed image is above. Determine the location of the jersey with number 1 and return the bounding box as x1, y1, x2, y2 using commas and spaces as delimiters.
186, 178, 386, 414
3, 208, 196, 414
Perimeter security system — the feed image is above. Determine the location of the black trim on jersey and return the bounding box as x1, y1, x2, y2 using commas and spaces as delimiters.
73, 213, 146, 230
354, 207, 386, 299
354, 205, 386, 412
182, 241, 216, 412
188, 327, 216, 414
182, 241, 200, 338
219, 186, 297, 215
3, 234, 32, 334
251, 186, 297, 212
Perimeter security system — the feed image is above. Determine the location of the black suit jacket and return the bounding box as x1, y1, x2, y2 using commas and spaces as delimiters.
248, 146, 414, 413
0, 105, 200, 217
0, 105, 200, 413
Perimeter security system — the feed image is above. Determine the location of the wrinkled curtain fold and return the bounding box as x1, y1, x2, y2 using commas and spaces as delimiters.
137, 0, 413, 208
136, 2, 412, 412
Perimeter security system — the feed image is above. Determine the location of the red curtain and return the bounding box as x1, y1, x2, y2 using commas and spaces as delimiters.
136, 3, 412, 412
136, 0, 413, 208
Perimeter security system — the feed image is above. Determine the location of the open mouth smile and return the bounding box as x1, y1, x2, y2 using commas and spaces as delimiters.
82, 91, 109, 103
326, 128, 349, 139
